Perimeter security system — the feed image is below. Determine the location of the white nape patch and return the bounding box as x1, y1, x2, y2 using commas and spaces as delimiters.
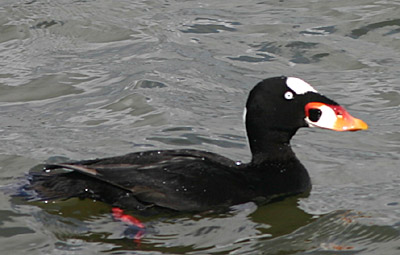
242, 107, 247, 124
242, 107, 250, 148
305, 104, 336, 129
286, 77, 318, 95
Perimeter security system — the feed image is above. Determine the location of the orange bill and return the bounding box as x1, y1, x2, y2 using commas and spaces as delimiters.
305, 102, 368, 131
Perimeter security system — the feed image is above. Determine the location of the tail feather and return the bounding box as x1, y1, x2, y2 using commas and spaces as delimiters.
6, 162, 154, 213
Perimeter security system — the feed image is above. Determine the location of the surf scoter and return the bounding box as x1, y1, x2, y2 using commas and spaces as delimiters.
27, 76, 368, 213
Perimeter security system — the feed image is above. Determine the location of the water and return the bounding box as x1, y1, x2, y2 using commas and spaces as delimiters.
0, 0, 399, 254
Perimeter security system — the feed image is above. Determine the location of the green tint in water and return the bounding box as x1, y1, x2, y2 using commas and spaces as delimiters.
0, 0, 399, 254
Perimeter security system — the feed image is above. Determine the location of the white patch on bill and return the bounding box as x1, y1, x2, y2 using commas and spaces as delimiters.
305, 104, 336, 129
286, 77, 317, 95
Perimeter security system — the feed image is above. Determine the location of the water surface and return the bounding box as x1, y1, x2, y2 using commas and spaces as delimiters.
0, 0, 399, 254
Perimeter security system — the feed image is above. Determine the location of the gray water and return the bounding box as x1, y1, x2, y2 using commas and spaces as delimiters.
0, 0, 399, 254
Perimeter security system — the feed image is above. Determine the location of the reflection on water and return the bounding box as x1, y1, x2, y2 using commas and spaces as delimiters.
0, 74, 84, 103
9, 194, 314, 254
0, 0, 399, 254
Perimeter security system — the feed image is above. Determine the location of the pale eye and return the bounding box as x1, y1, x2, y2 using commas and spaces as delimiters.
284, 91, 294, 100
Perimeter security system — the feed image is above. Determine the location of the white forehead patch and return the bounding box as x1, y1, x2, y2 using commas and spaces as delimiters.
286, 77, 318, 95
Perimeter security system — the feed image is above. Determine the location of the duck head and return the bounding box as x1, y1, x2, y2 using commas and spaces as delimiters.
244, 76, 368, 157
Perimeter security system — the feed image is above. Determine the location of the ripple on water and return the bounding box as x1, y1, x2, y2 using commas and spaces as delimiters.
0, 0, 400, 254
0, 74, 84, 103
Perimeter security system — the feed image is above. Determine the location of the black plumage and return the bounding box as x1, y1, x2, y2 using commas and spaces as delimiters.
26, 76, 367, 213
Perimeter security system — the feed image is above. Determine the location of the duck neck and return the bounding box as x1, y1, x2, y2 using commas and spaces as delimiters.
247, 128, 298, 164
